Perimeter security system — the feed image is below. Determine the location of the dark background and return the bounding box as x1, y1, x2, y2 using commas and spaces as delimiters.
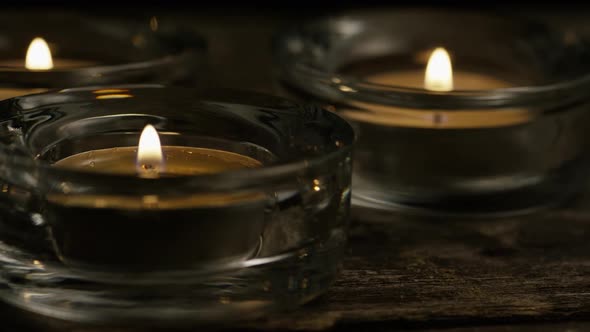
3, 1, 590, 11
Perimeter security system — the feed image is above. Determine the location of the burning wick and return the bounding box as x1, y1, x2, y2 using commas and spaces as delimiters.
136, 124, 165, 178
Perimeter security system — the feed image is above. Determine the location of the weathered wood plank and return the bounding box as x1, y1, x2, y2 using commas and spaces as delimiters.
241, 193, 590, 330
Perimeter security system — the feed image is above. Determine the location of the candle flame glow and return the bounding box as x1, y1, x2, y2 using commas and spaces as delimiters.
424, 47, 453, 91
25, 37, 54, 70
136, 124, 164, 177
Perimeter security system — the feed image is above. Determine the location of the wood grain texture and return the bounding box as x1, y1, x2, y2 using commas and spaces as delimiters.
240, 193, 590, 330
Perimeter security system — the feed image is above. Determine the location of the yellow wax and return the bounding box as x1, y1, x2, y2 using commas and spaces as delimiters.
0, 58, 98, 100
53, 146, 262, 176
366, 69, 512, 90
50, 146, 264, 209
47, 191, 267, 210
340, 70, 532, 129
0, 58, 98, 69
0, 88, 47, 100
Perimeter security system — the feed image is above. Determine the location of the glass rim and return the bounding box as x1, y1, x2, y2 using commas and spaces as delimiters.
0, 85, 354, 192
275, 9, 590, 109
0, 12, 207, 87
281, 65, 590, 109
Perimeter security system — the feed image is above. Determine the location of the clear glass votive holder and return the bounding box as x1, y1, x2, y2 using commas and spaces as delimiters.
274, 9, 590, 216
0, 12, 205, 99
0, 86, 353, 325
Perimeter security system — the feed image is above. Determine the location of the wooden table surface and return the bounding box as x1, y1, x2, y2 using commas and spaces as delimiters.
5, 5, 590, 332
8, 189, 590, 332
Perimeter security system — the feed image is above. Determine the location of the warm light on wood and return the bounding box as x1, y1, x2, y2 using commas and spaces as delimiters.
424, 47, 453, 91
25, 37, 54, 70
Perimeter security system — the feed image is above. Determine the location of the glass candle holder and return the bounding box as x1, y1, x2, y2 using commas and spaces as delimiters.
0, 12, 205, 100
274, 9, 590, 216
0, 86, 353, 325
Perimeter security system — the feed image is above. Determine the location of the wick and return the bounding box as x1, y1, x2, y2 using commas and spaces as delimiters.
138, 163, 160, 178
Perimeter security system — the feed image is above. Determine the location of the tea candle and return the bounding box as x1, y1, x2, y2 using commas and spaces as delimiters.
48, 125, 267, 270
336, 48, 544, 213
0, 37, 98, 100
367, 48, 511, 91
342, 48, 531, 128
275, 10, 590, 216
54, 126, 262, 177
14, 37, 97, 69
0, 85, 354, 321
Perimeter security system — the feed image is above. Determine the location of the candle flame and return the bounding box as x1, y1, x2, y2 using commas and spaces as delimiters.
136, 124, 164, 178
25, 37, 54, 70
424, 47, 453, 91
